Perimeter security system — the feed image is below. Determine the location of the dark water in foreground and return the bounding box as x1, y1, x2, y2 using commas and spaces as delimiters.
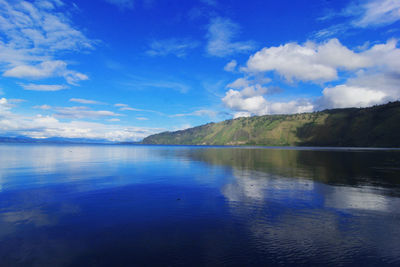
0, 144, 400, 266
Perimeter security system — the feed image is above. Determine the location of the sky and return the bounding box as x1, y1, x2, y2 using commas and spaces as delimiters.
0, 0, 400, 141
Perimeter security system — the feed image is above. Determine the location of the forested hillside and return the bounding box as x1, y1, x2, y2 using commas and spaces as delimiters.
142, 102, 400, 147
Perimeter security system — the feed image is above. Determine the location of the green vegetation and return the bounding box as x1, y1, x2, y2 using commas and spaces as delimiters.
142, 101, 400, 147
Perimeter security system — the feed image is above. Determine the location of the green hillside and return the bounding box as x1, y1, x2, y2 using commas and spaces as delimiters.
142, 101, 400, 147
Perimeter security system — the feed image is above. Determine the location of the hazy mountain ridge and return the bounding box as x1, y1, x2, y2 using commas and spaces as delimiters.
0, 136, 112, 144
142, 101, 400, 147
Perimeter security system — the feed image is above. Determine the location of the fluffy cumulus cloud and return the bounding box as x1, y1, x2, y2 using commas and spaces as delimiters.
0, 0, 92, 86
225, 38, 400, 115
319, 39, 400, 108
222, 78, 313, 117
223, 89, 313, 118
206, 17, 255, 57
320, 85, 387, 109
245, 39, 370, 82
0, 97, 162, 141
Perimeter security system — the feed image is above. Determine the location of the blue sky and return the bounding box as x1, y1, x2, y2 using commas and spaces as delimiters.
0, 0, 400, 141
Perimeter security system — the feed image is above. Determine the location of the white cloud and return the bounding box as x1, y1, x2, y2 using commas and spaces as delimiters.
69, 98, 105, 105
170, 109, 217, 118
245, 39, 370, 82
206, 17, 255, 57
4, 60, 66, 79
238, 38, 400, 111
3, 60, 88, 85
1, 97, 161, 141
318, 40, 400, 108
172, 124, 192, 131
115, 103, 129, 107
53, 106, 122, 119
104, 0, 134, 9
224, 39, 400, 112
223, 89, 268, 115
222, 86, 313, 117
319, 71, 400, 109
226, 77, 271, 92
0, 0, 93, 61
146, 38, 199, 58
20, 83, 67, 91
0, 0, 92, 85
119, 106, 140, 111
312, 23, 349, 39
315, 0, 400, 38
115, 103, 143, 111
35, 0, 64, 10
0, 97, 26, 112
34, 104, 52, 110
63, 71, 88, 86
363, 39, 400, 71
0, 97, 11, 115
224, 60, 237, 72
114, 103, 164, 115
227, 78, 250, 89
136, 117, 148, 120
223, 68, 316, 116
232, 111, 251, 118
2, 115, 160, 141
270, 101, 314, 114
349, 0, 400, 28
320, 85, 387, 109
107, 118, 120, 122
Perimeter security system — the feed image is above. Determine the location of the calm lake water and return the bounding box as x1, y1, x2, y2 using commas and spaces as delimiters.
0, 144, 400, 266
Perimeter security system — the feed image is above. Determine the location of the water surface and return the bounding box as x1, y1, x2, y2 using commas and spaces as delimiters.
0, 144, 400, 266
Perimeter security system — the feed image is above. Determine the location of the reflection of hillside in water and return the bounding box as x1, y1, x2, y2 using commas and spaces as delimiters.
221, 168, 400, 213
222, 169, 314, 202
213, 151, 400, 265
179, 148, 400, 188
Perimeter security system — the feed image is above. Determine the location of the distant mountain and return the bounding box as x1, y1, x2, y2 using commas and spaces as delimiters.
0, 136, 112, 144
142, 101, 400, 147
115, 141, 142, 145
0, 136, 37, 143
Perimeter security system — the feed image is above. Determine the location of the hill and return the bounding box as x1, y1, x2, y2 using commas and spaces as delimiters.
142, 101, 400, 147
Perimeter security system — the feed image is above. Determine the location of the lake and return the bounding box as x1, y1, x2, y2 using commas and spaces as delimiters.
0, 144, 400, 266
